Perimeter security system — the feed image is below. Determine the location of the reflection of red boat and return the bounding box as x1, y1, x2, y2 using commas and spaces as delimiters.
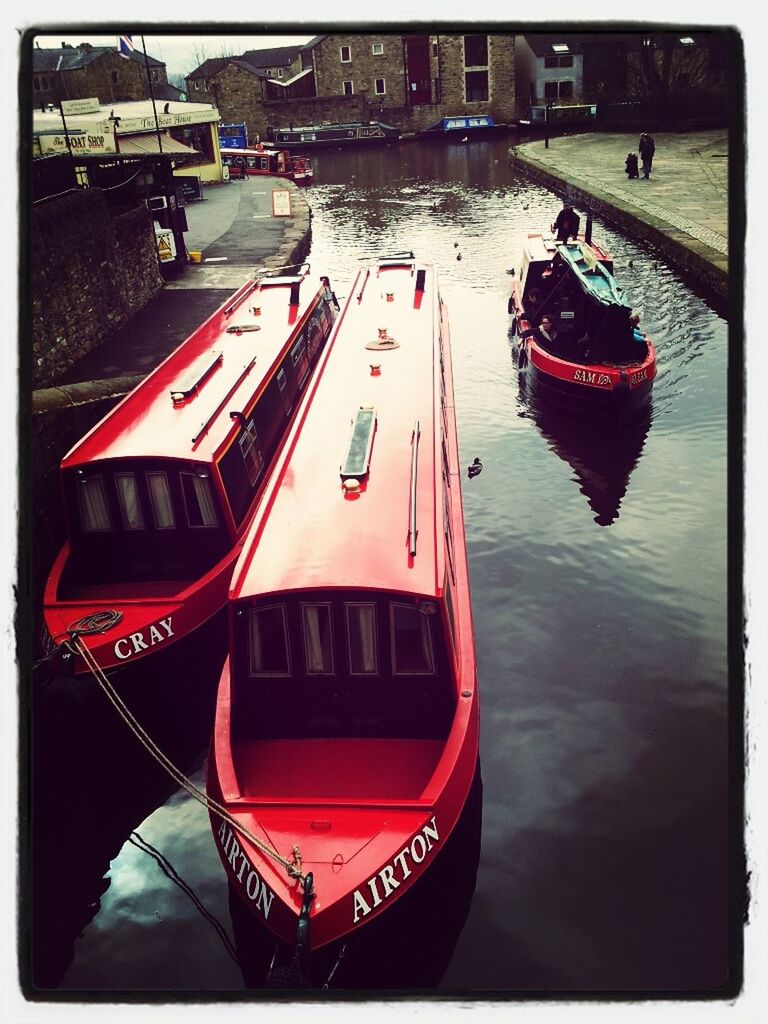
508, 226, 656, 409
208, 254, 479, 952
43, 265, 339, 677
221, 146, 313, 184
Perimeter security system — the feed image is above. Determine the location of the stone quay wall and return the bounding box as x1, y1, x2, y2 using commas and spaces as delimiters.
31, 190, 163, 389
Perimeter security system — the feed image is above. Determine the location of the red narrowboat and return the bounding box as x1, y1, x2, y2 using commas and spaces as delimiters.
43, 265, 339, 678
508, 227, 656, 410
208, 254, 479, 952
221, 146, 314, 184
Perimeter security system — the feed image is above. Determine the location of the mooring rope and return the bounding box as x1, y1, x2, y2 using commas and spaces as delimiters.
69, 635, 311, 892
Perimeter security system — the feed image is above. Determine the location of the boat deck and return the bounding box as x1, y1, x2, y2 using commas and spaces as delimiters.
233, 738, 443, 802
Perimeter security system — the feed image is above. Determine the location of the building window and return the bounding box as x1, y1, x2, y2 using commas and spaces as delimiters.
75, 165, 89, 187
372, 42, 384, 55
111, 71, 119, 85
375, 78, 386, 95
545, 80, 573, 99
343, 80, 354, 96
463, 34, 488, 68
151, 69, 159, 81
546, 54, 574, 68
340, 45, 351, 62
465, 70, 489, 102
249, 604, 290, 676
277, 68, 283, 78
194, 80, 200, 90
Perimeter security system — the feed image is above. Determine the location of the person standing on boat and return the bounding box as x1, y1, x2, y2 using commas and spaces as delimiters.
552, 203, 580, 242
639, 133, 656, 179
538, 316, 559, 349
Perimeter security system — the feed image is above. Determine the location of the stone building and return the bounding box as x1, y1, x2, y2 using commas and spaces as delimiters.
32, 42, 181, 111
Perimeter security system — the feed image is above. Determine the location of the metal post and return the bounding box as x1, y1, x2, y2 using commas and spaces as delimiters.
141, 35, 163, 154
545, 103, 551, 149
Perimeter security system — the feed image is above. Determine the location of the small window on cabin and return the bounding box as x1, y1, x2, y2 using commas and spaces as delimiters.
291, 335, 309, 385
239, 420, 264, 486
391, 603, 435, 675
340, 45, 351, 62
249, 604, 290, 676
372, 42, 384, 56
115, 472, 145, 530
147, 472, 176, 529
181, 472, 219, 528
346, 603, 378, 675
277, 368, 292, 415
307, 316, 323, 358
78, 475, 112, 532
302, 604, 334, 674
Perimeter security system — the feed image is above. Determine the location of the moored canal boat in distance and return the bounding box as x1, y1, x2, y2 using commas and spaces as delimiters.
43, 265, 340, 678
208, 254, 478, 951
421, 113, 506, 138
272, 121, 400, 148
508, 222, 656, 410
220, 146, 313, 184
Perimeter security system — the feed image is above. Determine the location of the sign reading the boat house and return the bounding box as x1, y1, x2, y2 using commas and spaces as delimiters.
272, 189, 292, 218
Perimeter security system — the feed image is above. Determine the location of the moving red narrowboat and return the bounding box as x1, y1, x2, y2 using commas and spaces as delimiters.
208, 254, 478, 952
508, 226, 656, 409
221, 146, 313, 184
43, 265, 339, 678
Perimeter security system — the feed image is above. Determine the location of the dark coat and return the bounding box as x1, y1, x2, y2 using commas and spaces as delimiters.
639, 135, 656, 159
553, 207, 580, 241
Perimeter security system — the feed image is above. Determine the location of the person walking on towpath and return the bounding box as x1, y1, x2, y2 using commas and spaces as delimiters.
552, 203, 580, 242
639, 133, 656, 179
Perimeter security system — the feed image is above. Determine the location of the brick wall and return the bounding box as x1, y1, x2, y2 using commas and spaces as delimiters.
31, 190, 163, 389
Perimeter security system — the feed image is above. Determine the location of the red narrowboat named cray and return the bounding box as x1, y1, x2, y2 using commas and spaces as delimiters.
208, 254, 479, 951
43, 265, 339, 678
508, 224, 656, 409
221, 146, 313, 184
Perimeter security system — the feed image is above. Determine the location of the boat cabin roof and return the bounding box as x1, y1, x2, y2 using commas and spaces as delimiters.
61, 271, 324, 469
232, 257, 444, 602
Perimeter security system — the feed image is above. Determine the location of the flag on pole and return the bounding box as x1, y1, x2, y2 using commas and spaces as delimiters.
117, 35, 134, 57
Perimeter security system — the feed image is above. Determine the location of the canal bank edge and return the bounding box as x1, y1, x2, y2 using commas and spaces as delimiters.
508, 143, 728, 305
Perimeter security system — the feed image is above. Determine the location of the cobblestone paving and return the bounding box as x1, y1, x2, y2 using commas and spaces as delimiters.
517, 131, 729, 258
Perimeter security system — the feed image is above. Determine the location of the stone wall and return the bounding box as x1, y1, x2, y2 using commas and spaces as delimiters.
31, 190, 163, 389
211, 64, 269, 141
438, 34, 517, 123
312, 33, 407, 108
263, 94, 370, 135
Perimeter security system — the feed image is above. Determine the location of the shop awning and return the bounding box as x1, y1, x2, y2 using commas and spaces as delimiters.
117, 132, 200, 158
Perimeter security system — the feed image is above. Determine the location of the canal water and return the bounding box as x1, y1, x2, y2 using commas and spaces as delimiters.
30, 134, 732, 998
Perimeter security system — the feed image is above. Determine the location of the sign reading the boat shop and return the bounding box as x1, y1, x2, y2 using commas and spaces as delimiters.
38, 130, 116, 156
271, 189, 292, 218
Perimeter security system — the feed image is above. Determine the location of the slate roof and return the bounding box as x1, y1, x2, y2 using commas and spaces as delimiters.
522, 34, 585, 58
33, 45, 164, 73
239, 44, 303, 67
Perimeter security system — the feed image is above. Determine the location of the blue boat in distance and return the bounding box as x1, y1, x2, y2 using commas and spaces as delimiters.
423, 114, 506, 138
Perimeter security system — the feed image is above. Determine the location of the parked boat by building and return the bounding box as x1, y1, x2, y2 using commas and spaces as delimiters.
42, 265, 340, 679
208, 253, 478, 953
220, 146, 313, 184
515, 103, 598, 130
421, 114, 506, 138
508, 221, 656, 410
272, 122, 400, 148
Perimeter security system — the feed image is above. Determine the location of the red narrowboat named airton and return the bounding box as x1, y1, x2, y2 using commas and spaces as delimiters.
508, 223, 657, 410
207, 254, 479, 951
220, 146, 313, 184
43, 265, 339, 678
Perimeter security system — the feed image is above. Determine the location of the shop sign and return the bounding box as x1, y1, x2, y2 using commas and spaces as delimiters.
61, 97, 101, 115
38, 131, 117, 156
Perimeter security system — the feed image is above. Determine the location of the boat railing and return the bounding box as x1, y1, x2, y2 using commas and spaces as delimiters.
408, 420, 421, 557
254, 262, 311, 285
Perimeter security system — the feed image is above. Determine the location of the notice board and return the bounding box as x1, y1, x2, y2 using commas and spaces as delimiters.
271, 189, 292, 217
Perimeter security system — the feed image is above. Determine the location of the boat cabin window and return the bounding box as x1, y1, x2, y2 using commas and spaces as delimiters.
290, 335, 309, 386
115, 472, 145, 530
234, 592, 455, 740
77, 475, 112, 532
302, 603, 335, 674
180, 471, 219, 528
390, 602, 435, 674
346, 602, 378, 674
147, 472, 176, 529
238, 420, 264, 487
249, 604, 291, 676
60, 459, 230, 593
